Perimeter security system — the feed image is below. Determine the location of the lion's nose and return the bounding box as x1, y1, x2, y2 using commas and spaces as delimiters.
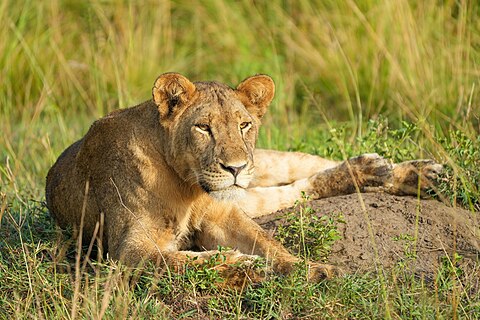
220, 162, 247, 178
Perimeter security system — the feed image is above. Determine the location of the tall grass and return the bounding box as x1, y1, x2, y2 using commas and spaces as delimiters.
2, 1, 479, 190
1, 0, 479, 318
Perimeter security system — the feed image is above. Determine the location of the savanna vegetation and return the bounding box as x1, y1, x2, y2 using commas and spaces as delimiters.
1, 1, 479, 318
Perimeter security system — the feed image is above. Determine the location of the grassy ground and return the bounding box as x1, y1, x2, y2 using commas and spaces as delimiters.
1, 1, 479, 318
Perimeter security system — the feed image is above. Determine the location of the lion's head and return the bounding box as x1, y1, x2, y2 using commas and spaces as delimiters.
152, 73, 275, 200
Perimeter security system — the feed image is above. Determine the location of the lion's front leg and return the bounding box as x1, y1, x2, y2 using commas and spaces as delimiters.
110, 222, 265, 285
195, 202, 337, 281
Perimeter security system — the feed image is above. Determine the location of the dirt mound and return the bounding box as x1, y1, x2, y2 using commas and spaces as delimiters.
255, 193, 479, 277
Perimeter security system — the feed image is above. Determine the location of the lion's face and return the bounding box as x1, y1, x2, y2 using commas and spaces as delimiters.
152, 73, 275, 200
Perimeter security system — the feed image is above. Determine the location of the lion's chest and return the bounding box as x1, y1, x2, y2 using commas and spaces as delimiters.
130, 142, 202, 250
169, 205, 194, 247
140, 184, 198, 251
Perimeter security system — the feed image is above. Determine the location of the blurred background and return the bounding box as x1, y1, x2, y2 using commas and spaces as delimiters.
1, 0, 479, 201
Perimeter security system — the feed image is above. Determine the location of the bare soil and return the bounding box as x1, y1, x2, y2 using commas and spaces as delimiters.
255, 193, 480, 280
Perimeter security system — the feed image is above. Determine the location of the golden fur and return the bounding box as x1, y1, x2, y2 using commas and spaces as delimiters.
46, 73, 442, 281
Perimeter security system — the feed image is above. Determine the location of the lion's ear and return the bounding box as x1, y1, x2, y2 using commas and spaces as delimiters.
236, 75, 275, 119
152, 73, 196, 119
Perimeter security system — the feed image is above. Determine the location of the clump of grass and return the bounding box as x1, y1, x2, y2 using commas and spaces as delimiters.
322, 117, 421, 162
438, 130, 480, 211
276, 194, 344, 262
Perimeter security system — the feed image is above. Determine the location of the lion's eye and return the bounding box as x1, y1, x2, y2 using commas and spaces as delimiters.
195, 124, 211, 134
239, 122, 251, 131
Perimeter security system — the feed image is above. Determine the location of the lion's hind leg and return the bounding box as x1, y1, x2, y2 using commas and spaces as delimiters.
309, 153, 393, 197
251, 149, 339, 187
308, 154, 443, 198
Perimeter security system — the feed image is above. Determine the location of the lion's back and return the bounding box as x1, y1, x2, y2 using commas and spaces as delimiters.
44, 102, 163, 242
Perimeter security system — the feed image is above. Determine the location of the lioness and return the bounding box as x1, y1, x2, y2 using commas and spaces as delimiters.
45, 73, 442, 281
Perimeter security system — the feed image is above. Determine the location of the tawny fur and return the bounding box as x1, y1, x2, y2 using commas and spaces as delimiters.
45, 73, 442, 281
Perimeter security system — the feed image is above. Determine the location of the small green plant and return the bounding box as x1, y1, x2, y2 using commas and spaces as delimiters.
183, 257, 223, 291
324, 118, 420, 162
276, 193, 344, 262
357, 118, 420, 162
438, 130, 480, 211
436, 252, 464, 298
392, 233, 418, 270
242, 262, 334, 319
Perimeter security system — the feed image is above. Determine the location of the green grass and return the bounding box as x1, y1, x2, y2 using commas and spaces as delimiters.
1, 0, 479, 318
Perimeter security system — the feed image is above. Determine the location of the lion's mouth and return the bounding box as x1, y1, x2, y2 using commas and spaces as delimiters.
198, 177, 247, 201
199, 181, 212, 193
208, 185, 246, 201
199, 181, 244, 194
196, 167, 252, 198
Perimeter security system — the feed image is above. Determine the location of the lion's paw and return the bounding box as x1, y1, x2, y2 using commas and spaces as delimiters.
388, 159, 443, 196
307, 262, 340, 282
214, 253, 267, 287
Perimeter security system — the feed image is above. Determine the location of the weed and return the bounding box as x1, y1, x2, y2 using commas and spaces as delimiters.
438, 130, 480, 211
276, 194, 344, 262
393, 233, 418, 269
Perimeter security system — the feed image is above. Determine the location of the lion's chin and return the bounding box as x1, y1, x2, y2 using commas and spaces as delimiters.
208, 186, 246, 201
